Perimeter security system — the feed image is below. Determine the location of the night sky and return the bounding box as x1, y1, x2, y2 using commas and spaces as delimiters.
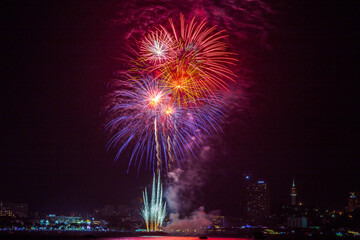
1, 0, 359, 214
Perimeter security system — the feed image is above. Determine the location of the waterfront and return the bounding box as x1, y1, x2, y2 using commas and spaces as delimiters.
99, 238, 248, 240
0, 235, 251, 240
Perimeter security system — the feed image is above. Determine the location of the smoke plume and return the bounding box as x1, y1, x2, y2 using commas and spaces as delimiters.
164, 146, 217, 233
165, 207, 216, 234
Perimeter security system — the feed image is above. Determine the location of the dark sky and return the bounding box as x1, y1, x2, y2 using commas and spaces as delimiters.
1, 0, 359, 214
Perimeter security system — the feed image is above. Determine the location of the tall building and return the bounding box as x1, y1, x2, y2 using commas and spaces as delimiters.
290, 177, 297, 206
245, 175, 270, 224
348, 192, 360, 212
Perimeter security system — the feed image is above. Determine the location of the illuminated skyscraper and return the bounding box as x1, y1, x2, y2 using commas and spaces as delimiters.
348, 192, 360, 212
245, 176, 270, 224
290, 177, 297, 206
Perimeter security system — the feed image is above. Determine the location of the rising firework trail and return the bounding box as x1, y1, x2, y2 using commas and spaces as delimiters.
141, 174, 167, 232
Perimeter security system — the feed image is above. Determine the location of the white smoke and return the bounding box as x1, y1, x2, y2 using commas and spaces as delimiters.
164, 146, 218, 234
165, 207, 215, 234
165, 146, 213, 213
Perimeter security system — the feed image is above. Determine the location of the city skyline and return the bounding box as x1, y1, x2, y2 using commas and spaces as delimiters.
0, 174, 354, 217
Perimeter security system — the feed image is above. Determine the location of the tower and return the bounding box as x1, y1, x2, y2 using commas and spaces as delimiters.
290, 177, 297, 206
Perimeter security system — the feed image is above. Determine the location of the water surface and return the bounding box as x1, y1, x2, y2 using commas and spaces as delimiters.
99, 237, 250, 240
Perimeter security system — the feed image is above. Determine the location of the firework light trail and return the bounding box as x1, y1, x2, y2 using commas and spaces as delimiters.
141, 174, 167, 232
107, 76, 225, 174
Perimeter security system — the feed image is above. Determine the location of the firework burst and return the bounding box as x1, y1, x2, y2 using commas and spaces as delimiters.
141, 14, 237, 102
106, 14, 235, 174
139, 28, 175, 64
106, 75, 224, 173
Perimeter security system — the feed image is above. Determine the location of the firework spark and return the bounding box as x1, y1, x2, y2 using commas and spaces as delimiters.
106, 14, 234, 173
141, 174, 167, 232
106, 76, 224, 173
139, 28, 175, 64
139, 14, 237, 104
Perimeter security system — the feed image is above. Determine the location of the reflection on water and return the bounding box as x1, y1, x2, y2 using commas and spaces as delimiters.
99, 237, 250, 240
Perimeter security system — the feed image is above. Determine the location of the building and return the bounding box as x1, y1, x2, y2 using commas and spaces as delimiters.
0, 209, 16, 218
290, 177, 297, 206
287, 216, 307, 228
40, 215, 84, 226
245, 175, 270, 224
211, 215, 226, 229
348, 192, 360, 212
0, 200, 28, 218
39, 214, 98, 231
